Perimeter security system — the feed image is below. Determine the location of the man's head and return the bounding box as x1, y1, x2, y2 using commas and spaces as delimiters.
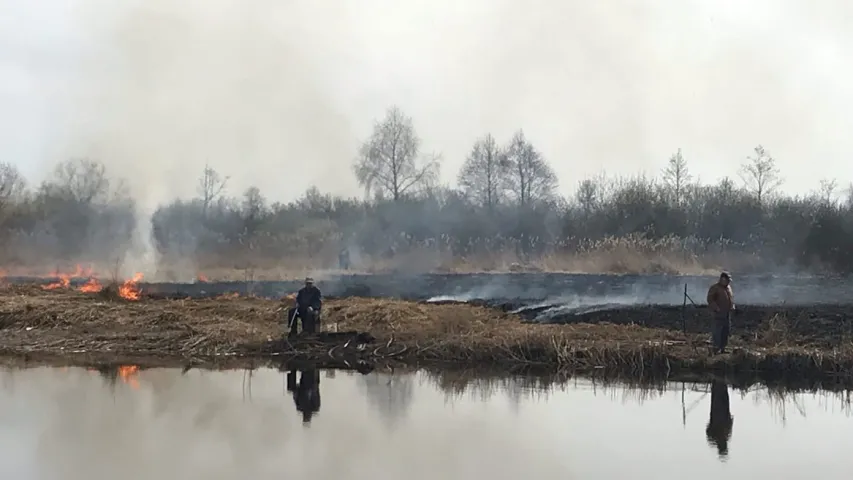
304, 277, 314, 287
719, 272, 731, 286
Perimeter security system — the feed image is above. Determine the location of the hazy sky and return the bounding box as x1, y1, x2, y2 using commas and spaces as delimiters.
2, 0, 852, 207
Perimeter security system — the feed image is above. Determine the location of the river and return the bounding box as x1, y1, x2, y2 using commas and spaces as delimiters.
0, 367, 850, 479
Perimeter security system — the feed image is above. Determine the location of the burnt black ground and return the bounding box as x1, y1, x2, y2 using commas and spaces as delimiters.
6, 272, 851, 303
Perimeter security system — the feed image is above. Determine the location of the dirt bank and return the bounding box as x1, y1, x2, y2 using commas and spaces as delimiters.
1, 285, 852, 382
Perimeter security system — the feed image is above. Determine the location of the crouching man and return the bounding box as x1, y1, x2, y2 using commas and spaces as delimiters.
706, 271, 735, 354
288, 277, 322, 337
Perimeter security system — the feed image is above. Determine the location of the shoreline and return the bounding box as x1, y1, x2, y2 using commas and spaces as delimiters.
1, 285, 852, 386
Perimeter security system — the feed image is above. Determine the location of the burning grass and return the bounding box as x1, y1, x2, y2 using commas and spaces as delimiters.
0, 284, 852, 383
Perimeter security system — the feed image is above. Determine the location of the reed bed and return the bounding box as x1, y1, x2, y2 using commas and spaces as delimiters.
1, 284, 852, 383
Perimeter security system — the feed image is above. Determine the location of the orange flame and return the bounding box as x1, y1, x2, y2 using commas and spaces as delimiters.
197, 274, 209, 283
79, 278, 103, 293
117, 365, 140, 389
118, 273, 144, 300
42, 273, 71, 290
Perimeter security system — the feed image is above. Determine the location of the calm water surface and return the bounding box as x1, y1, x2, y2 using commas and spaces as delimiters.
0, 367, 851, 479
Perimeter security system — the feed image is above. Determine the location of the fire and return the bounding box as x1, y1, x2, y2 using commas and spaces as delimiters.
117, 365, 140, 389
118, 273, 144, 300
42, 273, 71, 290
197, 274, 209, 283
37, 264, 100, 291
79, 278, 103, 293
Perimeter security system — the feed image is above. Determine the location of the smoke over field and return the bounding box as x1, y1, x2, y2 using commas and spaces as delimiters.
2, 1, 853, 281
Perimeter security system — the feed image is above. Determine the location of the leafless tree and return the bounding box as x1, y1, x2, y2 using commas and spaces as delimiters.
241, 186, 267, 221
662, 148, 692, 206
197, 164, 229, 215
740, 145, 782, 205
0, 162, 26, 214
844, 183, 853, 209
457, 133, 509, 210
817, 178, 838, 205
49, 158, 110, 204
575, 178, 599, 217
240, 186, 268, 245
504, 130, 558, 207
353, 106, 440, 201
298, 186, 334, 214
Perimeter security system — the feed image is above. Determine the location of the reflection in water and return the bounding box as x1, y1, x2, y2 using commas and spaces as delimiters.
358, 371, 414, 427
705, 380, 734, 460
0, 367, 852, 479
286, 369, 321, 424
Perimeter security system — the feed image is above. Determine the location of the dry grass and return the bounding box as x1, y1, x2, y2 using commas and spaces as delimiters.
1, 285, 852, 382
0, 234, 762, 282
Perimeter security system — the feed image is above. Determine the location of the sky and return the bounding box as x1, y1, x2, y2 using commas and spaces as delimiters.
2, 0, 853, 209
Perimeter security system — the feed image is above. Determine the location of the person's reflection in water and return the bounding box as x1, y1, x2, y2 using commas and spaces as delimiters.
706, 379, 734, 460
286, 368, 321, 424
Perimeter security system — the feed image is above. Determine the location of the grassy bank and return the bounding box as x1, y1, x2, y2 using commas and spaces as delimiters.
1, 284, 852, 382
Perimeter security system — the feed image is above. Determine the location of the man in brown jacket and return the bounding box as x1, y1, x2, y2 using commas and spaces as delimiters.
707, 272, 735, 354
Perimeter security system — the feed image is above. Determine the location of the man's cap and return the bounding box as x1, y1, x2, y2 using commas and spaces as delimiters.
305, 277, 314, 283
720, 271, 731, 279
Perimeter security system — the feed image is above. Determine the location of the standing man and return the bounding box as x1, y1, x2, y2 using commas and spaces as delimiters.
290, 277, 322, 336
339, 247, 351, 270
706, 272, 735, 354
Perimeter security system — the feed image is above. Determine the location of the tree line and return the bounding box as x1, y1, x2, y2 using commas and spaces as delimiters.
1, 105, 852, 275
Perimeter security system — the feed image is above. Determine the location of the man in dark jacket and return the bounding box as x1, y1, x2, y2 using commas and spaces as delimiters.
289, 277, 322, 336
707, 271, 735, 354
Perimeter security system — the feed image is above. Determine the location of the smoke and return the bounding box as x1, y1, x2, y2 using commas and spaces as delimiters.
43, 0, 366, 274
43, 0, 853, 201
6, 0, 853, 275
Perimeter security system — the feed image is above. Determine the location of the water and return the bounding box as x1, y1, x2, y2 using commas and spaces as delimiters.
0, 367, 851, 479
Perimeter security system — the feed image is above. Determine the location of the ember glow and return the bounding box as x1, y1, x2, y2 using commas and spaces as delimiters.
79, 278, 103, 293
37, 264, 101, 292
117, 365, 140, 389
118, 273, 144, 300
41, 273, 71, 290
197, 274, 209, 283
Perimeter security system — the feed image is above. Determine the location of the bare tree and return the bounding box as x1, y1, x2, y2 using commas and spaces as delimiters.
662, 148, 692, 205
241, 186, 267, 220
504, 130, 557, 207
353, 106, 440, 201
457, 133, 509, 210
298, 186, 334, 214
197, 164, 229, 215
817, 178, 838, 205
50, 158, 110, 204
0, 162, 26, 213
575, 178, 599, 217
740, 145, 782, 205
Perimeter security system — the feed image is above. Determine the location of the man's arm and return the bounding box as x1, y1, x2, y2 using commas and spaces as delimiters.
707, 286, 718, 312
312, 289, 322, 310
728, 286, 735, 310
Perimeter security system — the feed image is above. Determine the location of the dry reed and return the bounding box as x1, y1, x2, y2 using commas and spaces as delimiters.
1, 285, 852, 383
